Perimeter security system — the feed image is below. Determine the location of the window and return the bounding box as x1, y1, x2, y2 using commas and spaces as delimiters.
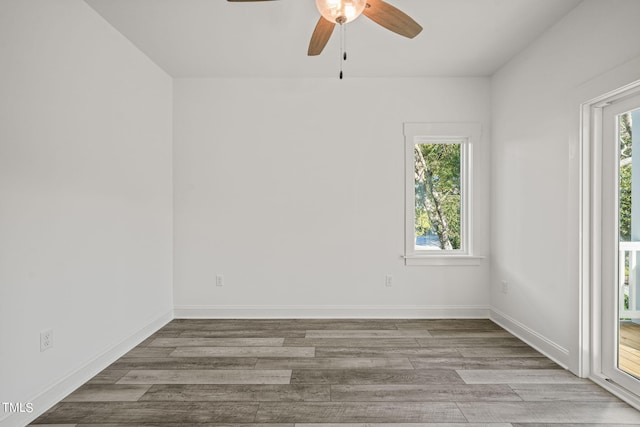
404, 123, 481, 266
414, 139, 464, 251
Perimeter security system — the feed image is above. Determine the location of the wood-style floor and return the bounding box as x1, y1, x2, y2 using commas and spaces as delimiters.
32, 319, 640, 425
620, 321, 640, 379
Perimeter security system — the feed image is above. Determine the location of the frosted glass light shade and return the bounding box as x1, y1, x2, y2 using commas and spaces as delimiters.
315, 0, 367, 24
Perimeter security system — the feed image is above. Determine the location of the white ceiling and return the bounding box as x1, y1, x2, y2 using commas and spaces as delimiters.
85, 0, 582, 78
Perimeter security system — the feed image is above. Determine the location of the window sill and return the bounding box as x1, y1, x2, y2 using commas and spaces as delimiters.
404, 255, 484, 266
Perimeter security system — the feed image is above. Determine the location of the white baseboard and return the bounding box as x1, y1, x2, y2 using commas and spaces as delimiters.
1, 310, 173, 427
490, 307, 570, 369
174, 304, 490, 319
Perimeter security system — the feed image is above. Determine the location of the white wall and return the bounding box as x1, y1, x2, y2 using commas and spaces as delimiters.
0, 1, 173, 424
491, 0, 640, 371
173, 77, 491, 317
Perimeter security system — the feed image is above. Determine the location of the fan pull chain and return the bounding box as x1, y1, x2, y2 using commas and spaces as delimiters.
339, 23, 347, 80
339, 23, 343, 79
343, 23, 347, 62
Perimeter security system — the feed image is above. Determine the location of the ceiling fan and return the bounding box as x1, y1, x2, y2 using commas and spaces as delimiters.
227, 0, 423, 56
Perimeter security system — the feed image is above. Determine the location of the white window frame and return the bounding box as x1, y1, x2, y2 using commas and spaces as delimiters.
404, 122, 482, 266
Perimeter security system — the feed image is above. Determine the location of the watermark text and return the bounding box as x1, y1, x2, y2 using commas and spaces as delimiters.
1, 402, 34, 413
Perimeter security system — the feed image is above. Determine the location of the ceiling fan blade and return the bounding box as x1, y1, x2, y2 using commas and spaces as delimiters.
363, 0, 422, 39
308, 17, 335, 56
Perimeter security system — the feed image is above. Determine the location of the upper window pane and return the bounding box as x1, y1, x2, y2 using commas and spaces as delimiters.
414, 142, 462, 251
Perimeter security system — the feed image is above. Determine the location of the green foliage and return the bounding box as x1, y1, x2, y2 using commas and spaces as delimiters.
620, 164, 632, 241
620, 112, 632, 241
625, 291, 630, 310
415, 143, 461, 249
621, 113, 632, 160
414, 207, 431, 236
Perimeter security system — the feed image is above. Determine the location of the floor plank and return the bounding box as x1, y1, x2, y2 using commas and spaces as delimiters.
283, 338, 420, 348
428, 329, 515, 338
122, 347, 175, 358
295, 423, 513, 427
457, 369, 587, 384
511, 424, 640, 427
110, 356, 257, 370
138, 330, 181, 343
315, 347, 461, 358
255, 357, 413, 370
62, 385, 151, 402
409, 357, 560, 370
71, 424, 292, 427
416, 337, 527, 348
179, 329, 307, 338
170, 346, 315, 358
254, 402, 466, 423
32, 402, 259, 424
509, 383, 620, 401
457, 401, 640, 423
458, 347, 545, 358
116, 369, 292, 385
330, 384, 522, 402
305, 330, 433, 338
290, 369, 463, 385
395, 319, 503, 330
139, 384, 329, 402
85, 369, 129, 385
30, 424, 77, 427
149, 337, 284, 347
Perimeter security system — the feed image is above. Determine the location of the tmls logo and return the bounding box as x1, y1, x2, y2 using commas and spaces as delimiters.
2, 402, 34, 413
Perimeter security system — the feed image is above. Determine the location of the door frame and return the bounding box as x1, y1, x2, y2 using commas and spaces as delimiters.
600, 93, 640, 391
580, 79, 640, 407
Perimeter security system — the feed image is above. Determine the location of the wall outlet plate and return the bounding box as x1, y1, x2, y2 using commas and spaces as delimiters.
385, 274, 393, 287
501, 280, 509, 294
40, 329, 53, 352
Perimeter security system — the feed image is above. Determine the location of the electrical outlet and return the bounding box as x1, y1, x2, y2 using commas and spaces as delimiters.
501, 280, 509, 294
216, 274, 224, 287
385, 274, 393, 287
40, 329, 53, 352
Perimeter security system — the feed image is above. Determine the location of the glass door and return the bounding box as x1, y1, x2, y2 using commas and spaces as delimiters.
602, 94, 640, 393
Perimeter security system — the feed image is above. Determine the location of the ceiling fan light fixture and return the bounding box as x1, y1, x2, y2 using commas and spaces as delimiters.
315, 0, 367, 24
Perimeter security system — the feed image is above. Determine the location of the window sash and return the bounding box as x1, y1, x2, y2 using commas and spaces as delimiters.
404, 123, 480, 264
412, 139, 467, 253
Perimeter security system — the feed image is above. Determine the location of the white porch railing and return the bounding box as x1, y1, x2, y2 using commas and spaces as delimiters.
619, 241, 640, 318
